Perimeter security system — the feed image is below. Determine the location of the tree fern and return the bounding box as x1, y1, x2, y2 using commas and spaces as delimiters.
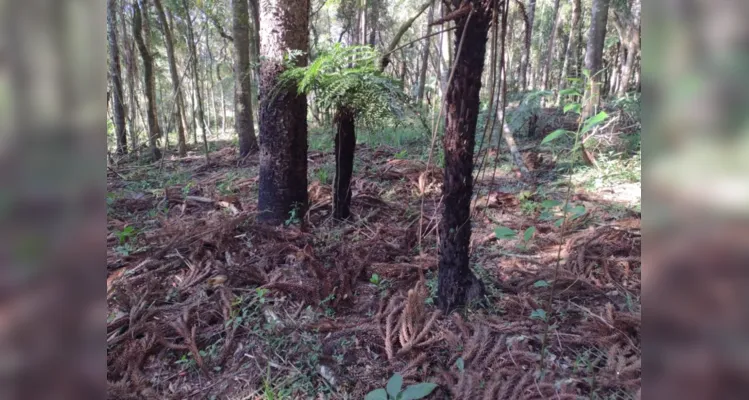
277, 44, 408, 127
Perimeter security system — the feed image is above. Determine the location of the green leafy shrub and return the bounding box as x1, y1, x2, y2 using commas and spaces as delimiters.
365, 373, 437, 400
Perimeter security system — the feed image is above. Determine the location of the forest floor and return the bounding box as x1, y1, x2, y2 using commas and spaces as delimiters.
107, 116, 641, 400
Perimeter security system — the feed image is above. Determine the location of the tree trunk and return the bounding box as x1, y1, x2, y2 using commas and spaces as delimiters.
416, 2, 434, 105
519, 0, 536, 91
558, 0, 581, 99
583, 0, 610, 120
217, 61, 227, 136
133, 0, 161, 160
232, 0, 259, 157
182, 0, 210, 162
609, 42, 623, 95
108, 0, 128, 155
333, 108, 356, 220
437, 0, 490, 313
257, 0, 310, 225
153, 0, 188, 157
368, 0, 379, 45
124, 16, 140, 157
618, 38, 639, 96
542, 0, 562, 90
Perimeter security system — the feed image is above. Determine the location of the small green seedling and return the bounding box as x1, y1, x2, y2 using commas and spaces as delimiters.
370, 273, 381, 285
365, 373, 438, 400
115, 226, 136, 244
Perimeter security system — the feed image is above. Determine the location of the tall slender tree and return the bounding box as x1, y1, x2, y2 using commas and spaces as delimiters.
416, 2, 434, 105
611, 0, 640, 96
558, 0, 582, 98
257, 0, 310, 225
232, 0, 259, 157
182, 0, 210, 161
108, 0, 128, 155
542, 0, 562, 90
153, 0, 189, 156
519, 0, 536, 91
133, 0, 162, 160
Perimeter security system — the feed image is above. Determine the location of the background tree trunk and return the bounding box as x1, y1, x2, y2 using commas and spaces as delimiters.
154, 0, 188, 156
108, 0, 128, 155
437, 0, 490, 313
416, 2, 434, 105
583, 0, 610, 120
519, 0, 536, 91
542, 0, 561, 90
182, 0, 210, 162
558, 0, 581, 99
257, 0, 310, 225
333, 108, 356, 220
133, 0, 162, 160
232, 0, 259, 157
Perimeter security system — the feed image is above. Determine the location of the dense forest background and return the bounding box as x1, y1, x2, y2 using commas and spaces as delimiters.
107, 0, 641, 398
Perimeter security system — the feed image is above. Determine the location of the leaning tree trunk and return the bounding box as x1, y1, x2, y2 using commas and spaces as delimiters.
257, 0, 310, 225
133, 0, 161, 160
437, 0, 491, 313
232, 0, 259, 157
107, 0, 127, 155
154, 0, 188, 157
333, 108, 356, 220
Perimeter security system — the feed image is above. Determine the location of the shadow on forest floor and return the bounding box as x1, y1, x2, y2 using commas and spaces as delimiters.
107, 133, 640, 399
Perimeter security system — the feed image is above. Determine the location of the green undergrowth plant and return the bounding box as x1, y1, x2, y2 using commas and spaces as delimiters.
365, 373, 437, 400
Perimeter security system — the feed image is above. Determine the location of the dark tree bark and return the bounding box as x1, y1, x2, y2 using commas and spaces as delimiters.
153, 0, 188, 157
108, 0, 127, 155
367, 0, 380, 45
519, 0, 536, 91
182, 0, 210, 162
333, 108, 356, 220
133, 0, 162, 160
257, 0, 310, 225
583, 0, 611, 120
124, 11, 140, 157
437, 0, 491, 313
232, 0, 259, 157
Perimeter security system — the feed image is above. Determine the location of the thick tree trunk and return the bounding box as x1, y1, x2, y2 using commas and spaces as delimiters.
519, 0, 536, 91
583, 0, 610, 120
416, 3, 434, 104
257, 0, 310, 225
133, 0, 161, 160
333, 108, 356, 220
618, 40, 639, 96
232, 0, 259, 157
437, 0, 490, 313
108, 0, 127, 155
368, 0, 379, 45
182, 0, 210, 162
153, 0, 188, 157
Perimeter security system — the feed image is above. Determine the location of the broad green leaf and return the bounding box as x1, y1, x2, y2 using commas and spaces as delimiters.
559, 88, 580, 97
365, 388, 388, 400
523, 226, 537, 242
494, 226, 517, 240
581, 111, 608, 134
541, 200, 561, 209
530, 309, 547, 321
563, 103, 581, 114
386, 374, 403, 398
400, 383, 438, 400
541, 129, 569, 145
456, 357, 464, 372
533, 280, 550, 288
